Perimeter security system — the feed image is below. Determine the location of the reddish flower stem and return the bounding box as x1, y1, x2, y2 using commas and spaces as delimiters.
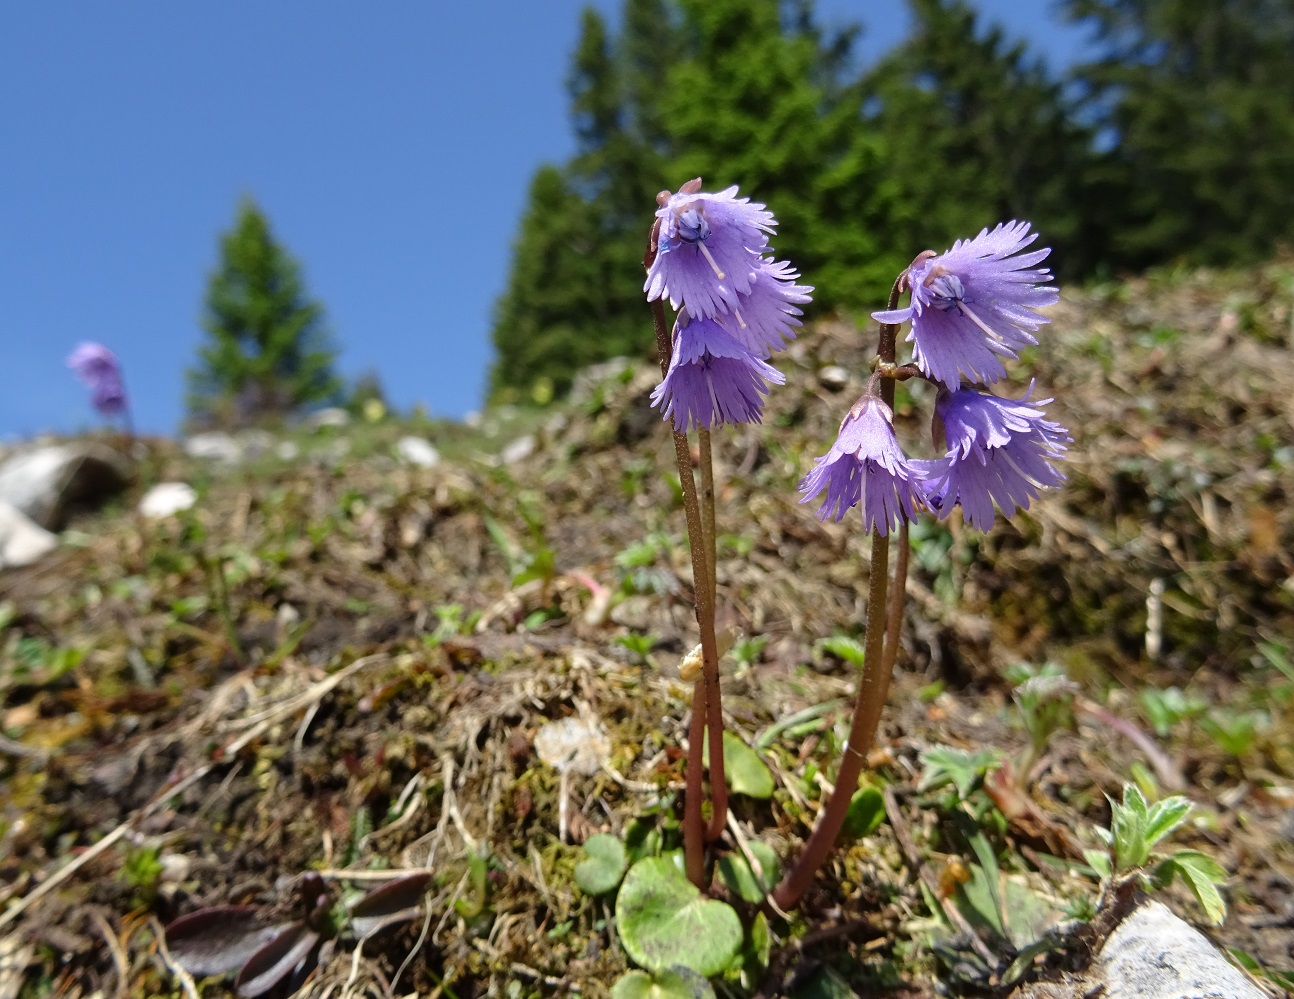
698, 428, 728, 842
772, 275, 907, 911
648, 291, 725, 888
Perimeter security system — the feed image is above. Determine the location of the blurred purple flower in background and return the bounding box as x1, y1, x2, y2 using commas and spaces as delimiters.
799, 395, 923, 536
67, 341, 129, 419
918, 385, 1069, 530
873, 221, 1058, 390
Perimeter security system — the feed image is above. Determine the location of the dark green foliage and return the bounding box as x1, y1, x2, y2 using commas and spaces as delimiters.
189, 198, 339, 425
489, 0, 883, 402
863, 0, 1104, 280
1062, 0, 1294, 269
490, 0, 1294, 401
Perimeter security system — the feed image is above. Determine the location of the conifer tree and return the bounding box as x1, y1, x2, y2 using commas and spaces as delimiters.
188, 198, 339, 424
490, 0, 883, 402
863, 0, 1101, 279
1063, 0, 1294, 268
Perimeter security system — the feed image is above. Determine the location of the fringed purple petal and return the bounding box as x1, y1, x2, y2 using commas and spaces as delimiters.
723, 258, 813, 357
651, 316, 784, 432
799, 396, 922, 536
926, 387, 1070, 529
644, 186, 775, 319
898, 221, 1058, 390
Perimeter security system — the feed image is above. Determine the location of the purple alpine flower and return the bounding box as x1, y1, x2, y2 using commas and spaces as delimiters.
919, 385, 1070, 531
650, 315, 785, 432
799, 395, 922, 536
873, 221, 1059, 391
645, 183, 775, 320
723, 258, 814, 358
67, 342, 128, 417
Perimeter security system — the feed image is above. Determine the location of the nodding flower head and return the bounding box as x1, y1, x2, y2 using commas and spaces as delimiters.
872, 221, 1058, 390
918, 385, 1069, 530
721, 258, 814, 359
650, 314, 786, 433
645, 182, 776, 320
67, 341, 128, 417
798, 394, 923, 537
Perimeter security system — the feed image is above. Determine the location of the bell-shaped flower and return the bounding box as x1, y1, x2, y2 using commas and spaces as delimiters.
919, 385, 1069, 530
650, 315, 785, 432
723, 258, 814, 358
67, 341, 128, 416
645, 184, 775, 320
799, 395, 922, 536
873, 221, 1058, 390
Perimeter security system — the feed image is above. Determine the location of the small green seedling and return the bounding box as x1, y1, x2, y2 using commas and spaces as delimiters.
918, 745, 1005, 800
1087, 784, 1228, 924
615, 633, 658, 665
1200, 707, 1264, 759
574, 834, 628, 896
1139, 686, 1207, 737
816, 635, 866, 669
1006, 662, 1077, 778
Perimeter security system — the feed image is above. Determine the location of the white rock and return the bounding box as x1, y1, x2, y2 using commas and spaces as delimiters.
501, 434, 536, 464
138, 482, 197, 519
534, 716, 610, 776
1093, 901, 1263, 999
184, 432, 242, 464
817, 365, 851, 391
306, 407, 351, 430
0, 443, 130, 528
239, 429, 275, 458
395, 436, 440, 468
0, 502, 58, 569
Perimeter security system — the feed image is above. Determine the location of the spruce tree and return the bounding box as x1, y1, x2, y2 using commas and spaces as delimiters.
188, 198, 339, 424
1063, 0, 1294, 268
490, 0, 884, 402
863, 0, 1101, 278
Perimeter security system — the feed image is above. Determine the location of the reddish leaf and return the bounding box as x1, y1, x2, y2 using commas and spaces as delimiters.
349, 872, 432, 938
235, 922, 321, 998
163, 906, 283, 978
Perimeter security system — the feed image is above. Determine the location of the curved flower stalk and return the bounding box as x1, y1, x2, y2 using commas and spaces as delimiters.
872, 221, 1058, 391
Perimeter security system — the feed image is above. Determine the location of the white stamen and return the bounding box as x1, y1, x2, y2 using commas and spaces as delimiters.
958, 302, 1006, 344
733, 306, 747, 329
697, 242, 726, 280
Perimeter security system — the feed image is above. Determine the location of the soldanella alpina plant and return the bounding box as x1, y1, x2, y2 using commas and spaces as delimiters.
643, 178, 813, 888
641, 183, 1070, 910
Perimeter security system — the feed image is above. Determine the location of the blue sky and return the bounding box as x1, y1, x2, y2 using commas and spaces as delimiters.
0, 2, 1088, 439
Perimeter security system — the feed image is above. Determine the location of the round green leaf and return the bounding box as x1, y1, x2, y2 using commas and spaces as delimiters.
841, 786, 886, 840
717, 842, 781, 903
615, 858, 742, 977
574, 833, 628, 896
611, 968, 717, 999
703, 731, 774, 799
